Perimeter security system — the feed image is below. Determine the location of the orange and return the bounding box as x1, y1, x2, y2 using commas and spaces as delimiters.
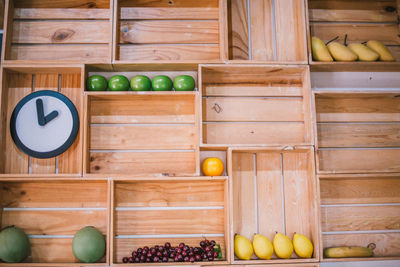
202, 158, 224, 176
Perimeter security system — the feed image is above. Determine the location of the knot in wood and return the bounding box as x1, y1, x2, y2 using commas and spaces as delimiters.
52, 29, 75, 42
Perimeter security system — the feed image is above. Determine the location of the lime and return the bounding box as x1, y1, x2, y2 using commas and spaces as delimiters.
152, 75, 173, 91
174, 75, 195, 91
87, 75, 107, 91
130, 75, 151, 91
109, 75, 130, 91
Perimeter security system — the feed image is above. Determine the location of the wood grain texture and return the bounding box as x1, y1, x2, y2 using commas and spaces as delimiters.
203, 85, 303, 97
309, 9, 398, 23
119, 0, 219, 8
28, 238, 78, 263
308, 0, 396, 10
120, 7, 218, 19
228, 0, 249, 59
14, 0, 110, 8
14, 8, 110, 19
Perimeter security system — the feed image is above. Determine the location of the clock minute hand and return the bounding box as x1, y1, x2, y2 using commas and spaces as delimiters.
36, 99, 46, 126
44, 110, 59, 124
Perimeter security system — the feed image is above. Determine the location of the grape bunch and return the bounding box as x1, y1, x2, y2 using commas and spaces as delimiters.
122, 240, 222, 263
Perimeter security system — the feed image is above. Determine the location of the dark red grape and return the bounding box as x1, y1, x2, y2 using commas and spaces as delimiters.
213, 251, 218, 258
177, 254, 184, 262
195, 254, 201, 261
208, 257, 214, 261
205, 246, 211, 252
174, 256, 179, 262
155, 245, 159, 250
176, 248, 182, 254
146, 257, 152, 262
153, 256, 159, 262
146, 252, 152, 258
134, 257, 140, 263
183, 245, 189, 251
162, 251, 168, 257
128, 257, 134, 263
162, 256, 168, 262
188, 252, 194, 257
140, 255, 145, 262
193, 247, 200, 254
210, 240, 216, 246
143, 246, 149, 251
184, 256, 190, 262
200, 241, 206, 248
122, 257, 129, 263
170, 252, 176, 258
182, 251, 187, 257
132, 251, 137, 258
150, 248, 156, 255
156, 251, 162, 257
141, 250, 147, 256
206, 251, 213, 258
205, 239, 210, 246
137, 248, 143, 254
179, 243, 185, 249
158, 246, 164, 252
165, 242, 171, 249
202, 253, 208, 259
190, 256, 195, 263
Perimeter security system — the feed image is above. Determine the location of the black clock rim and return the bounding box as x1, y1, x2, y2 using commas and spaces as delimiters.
10, 90, 79, 159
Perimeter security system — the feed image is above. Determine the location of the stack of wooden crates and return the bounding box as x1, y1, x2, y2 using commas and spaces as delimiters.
0, 0, 399, 266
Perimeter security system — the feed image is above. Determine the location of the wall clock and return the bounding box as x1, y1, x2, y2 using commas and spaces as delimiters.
10, 90, 79, 159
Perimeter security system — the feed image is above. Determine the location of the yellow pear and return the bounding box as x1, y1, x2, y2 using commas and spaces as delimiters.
252, 234, 274, 260
366, 40, 395, 61
234, 234, 253, 260
312, 37, 333, 62
293, 233, 314, 258
327, 42, 358, 62
348, 43, 379, 62
273, 232, 293, 259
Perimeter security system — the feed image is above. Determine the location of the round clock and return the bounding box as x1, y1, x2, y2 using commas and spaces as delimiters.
10, 90, 79, 159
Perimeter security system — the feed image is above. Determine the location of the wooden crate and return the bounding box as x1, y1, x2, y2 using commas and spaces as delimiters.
314, 91, 400, 174
307, 0, 400, 70
227, 0, 308, 63
200, 64, 313, 147
110, 177, 230, 265
2, 0, 113, 63
0, 179, 110, 266
228, 147, 319, 264
0, 66, 84, 177
113, 0, 225, 62
319, 173, 400, 262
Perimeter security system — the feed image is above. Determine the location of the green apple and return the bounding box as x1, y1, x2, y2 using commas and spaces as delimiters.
173, 75, 195, 91
87, 75, 107, 91
108, 75, 130, 91
130, 75, 151, 91
152, 75, 173, 91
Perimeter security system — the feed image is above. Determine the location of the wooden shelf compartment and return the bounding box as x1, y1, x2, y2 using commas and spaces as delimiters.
200, 64, 313, 147
313, 90, 400, 174
110, 177, 230, 265
200, 147, 228, 177
307, 0, 400, 70
227, 0, 308, 63
0, 65, 84, 177
2, 0, 113, 63
319, 173, 400, 261
0, 179, 110, 266
113, 0, 225, 62
228, 147, 320, 264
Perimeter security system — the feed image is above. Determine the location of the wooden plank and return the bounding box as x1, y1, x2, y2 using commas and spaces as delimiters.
203, 85, 303, 97
318, 123, 400, 148
249, 0, 274, 61
228, 0, 249, 60
308, 0, 396, 10
58, 73, 82, 174
10, 44, 110, 61
310, 23, 400, 45
12, 21, 110, 44
14, 8, 110, 19
2, 210, 107, 235
120, 21, 219, 44
323, 233, 400, 257
256, 153, 284, 242
322, 206, 400, 232
120, 7, 219, 19
203, 97, 304, 122
90, 125, 196, 150
30, 74, 58, 174
119, 0, 219, 8
115, 180, 225, 207
14, 0, 110, 8
320, 177, 400, 205
115, 209, 224, 235
89, 151, 196, 175
90, 95, 195, 124
119, 44, 220, 61
274, 0, 307, 62
309, 9, 398, 23
203, 122, 306, 145
4, 73, 31, 174
232, 152, 256, 240
319, 149, 400, 173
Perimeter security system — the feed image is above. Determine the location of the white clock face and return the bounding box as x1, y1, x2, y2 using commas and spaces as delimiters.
10, 91, 79, 159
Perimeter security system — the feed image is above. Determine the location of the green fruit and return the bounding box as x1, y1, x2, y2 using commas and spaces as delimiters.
72, 226, 105, 263
152, 75, 173, 91
108, 75, 130, 91
173, 75, 195, 91
0, 226, 30, 263
87, 75, 108, 91
130, 75, 152, 91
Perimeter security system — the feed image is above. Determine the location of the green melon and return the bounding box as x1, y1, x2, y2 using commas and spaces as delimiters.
72, 226, 105, 263
0, 226, 30, 263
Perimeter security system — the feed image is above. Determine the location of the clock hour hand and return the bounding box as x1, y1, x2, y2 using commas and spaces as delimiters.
44, 110, 59, 124
36, 99, 46, 126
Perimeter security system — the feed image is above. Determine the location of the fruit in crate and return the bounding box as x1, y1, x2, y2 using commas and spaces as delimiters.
366, 40, 395, 61
311, 37, 333, 62
108, 75, 130, 91
152, 75, 173, 91
273, 232, 293, 259
173, 75, 195, 91
348, 43, 379, 62
130, 75, 152, 91
252, 234, 274, 260
327, 42, 357, 62
0, 226, 30, 263
87, 75, 108, 91
293, 233, 313, 258
72, 226, 105, 263
234, 234, 253, 260
202, 157, 224, 176
324, 243, 375, 258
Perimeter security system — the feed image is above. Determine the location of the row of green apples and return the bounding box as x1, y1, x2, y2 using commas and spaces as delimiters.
234, 232, 313, 260
312, 37, 395, 62
87, 74, 195, 91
